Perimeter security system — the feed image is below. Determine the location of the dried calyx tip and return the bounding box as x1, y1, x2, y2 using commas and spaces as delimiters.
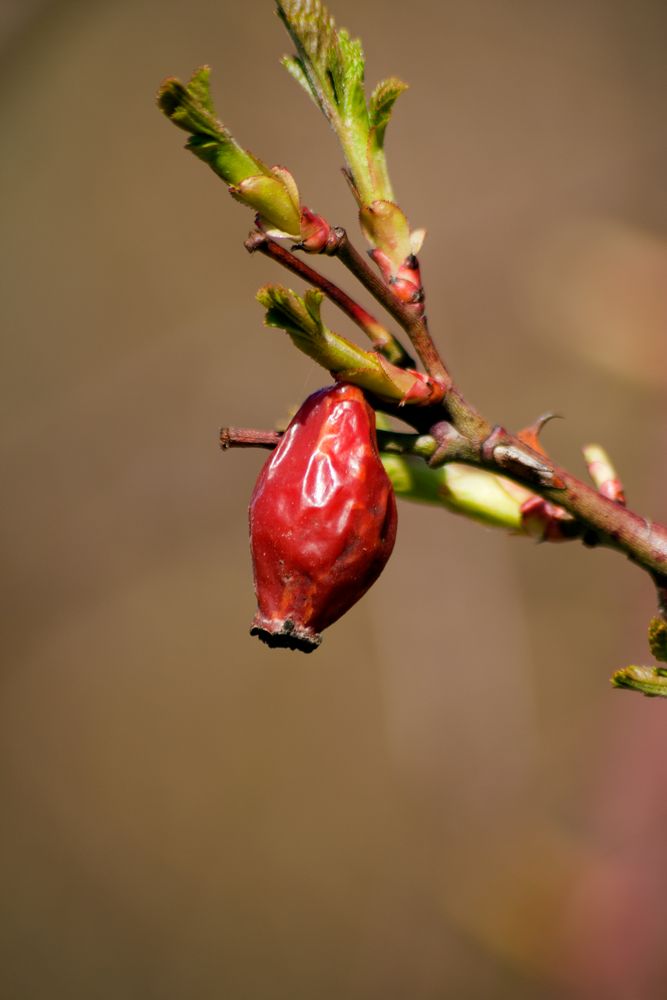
250, 618, 321, 653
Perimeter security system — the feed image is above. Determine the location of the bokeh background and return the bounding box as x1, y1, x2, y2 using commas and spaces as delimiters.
2, 1, 667, 997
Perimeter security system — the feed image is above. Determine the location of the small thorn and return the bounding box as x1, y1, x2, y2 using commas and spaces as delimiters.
517, 412, 562, 455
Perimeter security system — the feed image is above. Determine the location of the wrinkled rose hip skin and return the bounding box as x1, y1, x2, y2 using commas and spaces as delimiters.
249, 384, 398, 652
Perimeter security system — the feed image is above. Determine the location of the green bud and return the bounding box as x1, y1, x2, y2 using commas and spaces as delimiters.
278, 0, 405, 209
158, 67, 301, 236
230, 172, 301, 239
158, 68, 268, 184
257, 285, 440, 404
359, 200, 412, 270
381, 454, 525, 531
611, 665, 667, 697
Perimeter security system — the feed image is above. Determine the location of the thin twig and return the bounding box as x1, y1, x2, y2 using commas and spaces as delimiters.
457, 422, 667, 576
325, 228, 450, 385
245, 232, 413, 368
220, 427, 281, 450
221, 424, 440, 460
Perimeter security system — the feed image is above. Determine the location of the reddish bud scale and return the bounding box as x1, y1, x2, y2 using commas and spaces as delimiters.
297, 206, 333, 253
249, 384, 398, 652
370, 248, 425, 312
520, 495, 573, 542
599, 479, 626, 505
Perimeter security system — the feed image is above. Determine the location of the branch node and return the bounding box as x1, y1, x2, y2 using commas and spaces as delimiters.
480, 425, 507, 463
427, 421, 469, 467
493, 443, 562, 489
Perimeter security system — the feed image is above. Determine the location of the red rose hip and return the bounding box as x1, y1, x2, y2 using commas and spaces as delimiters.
249, 383, 398, 652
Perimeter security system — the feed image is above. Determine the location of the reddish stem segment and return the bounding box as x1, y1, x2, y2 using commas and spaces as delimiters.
325, 228, 451, 388
471, 426, 667, 576
541, 461, 667, 574
220, 425, 441, 461
245, 232, 413, 368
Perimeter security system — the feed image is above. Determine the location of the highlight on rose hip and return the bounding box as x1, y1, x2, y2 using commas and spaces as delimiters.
158, 0, 667, 694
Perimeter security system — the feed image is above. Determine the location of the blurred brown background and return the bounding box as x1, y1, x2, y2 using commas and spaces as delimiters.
2, 1, 667, 997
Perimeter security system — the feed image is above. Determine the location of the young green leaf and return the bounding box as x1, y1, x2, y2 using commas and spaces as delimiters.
276, 0, 343, 124
258, 285, 325, 340
277, 0, 379, 203
276, 0, 421, 280
158, 67, 268, 184
369, 77, 408, 142
648, 617, 667, 662
256, 285, 439, 403
611, 665, 667, 697
336, 29, 367, 124
281, 55, 317, 104
158, 66, 301, 237
186, 65, 216, 114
